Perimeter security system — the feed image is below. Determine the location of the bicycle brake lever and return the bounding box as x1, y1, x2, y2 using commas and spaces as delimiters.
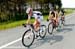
22, 24, 26, 27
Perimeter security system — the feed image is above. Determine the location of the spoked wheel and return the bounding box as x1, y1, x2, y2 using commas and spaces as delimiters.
22, 29, 35, 47
61, 17, 65, 25
48, 23, 54, 35
62, 20, 65, 25
39, 25, 46, 39
59, 19, 65, 27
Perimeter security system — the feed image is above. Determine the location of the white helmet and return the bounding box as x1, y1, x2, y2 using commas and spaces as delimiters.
26, 7, 32, 14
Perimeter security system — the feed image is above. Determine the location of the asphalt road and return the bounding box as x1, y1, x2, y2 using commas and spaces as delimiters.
0, 12, 75, 49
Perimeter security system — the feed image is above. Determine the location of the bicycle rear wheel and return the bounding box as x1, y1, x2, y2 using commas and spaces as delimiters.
22, 29, 35, 47
39, 25, 46, 38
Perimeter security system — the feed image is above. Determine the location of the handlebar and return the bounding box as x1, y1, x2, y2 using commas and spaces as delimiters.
22, 23, 34, 29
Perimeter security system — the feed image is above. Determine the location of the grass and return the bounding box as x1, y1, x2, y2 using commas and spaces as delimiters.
64, 9, 75, 15
0, 19, 35, 30
0, 9, 74, 30
0, 20, 26, 30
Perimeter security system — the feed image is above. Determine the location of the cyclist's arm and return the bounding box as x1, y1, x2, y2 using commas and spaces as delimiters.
48, 11, 52, 20
26, 16, 31, 24
55, 11, 58, 19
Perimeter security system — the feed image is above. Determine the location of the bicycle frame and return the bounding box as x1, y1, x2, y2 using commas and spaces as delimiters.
25, 24, 40, 36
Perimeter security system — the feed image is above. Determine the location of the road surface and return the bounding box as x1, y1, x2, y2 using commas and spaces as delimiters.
0, 12, 75, 49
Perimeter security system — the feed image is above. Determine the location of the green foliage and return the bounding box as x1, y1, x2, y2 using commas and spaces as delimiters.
0, 0, 62, 23
0, 9, 74, 30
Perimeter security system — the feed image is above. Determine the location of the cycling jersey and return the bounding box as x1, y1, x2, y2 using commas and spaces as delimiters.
30, 11, 43, 23
50, 11, 55, 17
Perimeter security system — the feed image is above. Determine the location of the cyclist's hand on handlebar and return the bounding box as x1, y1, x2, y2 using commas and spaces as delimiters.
47, 19, 49, 21
22, 23, 27, 27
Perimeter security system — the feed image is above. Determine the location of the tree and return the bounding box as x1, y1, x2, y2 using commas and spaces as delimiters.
0, 0, 62, 22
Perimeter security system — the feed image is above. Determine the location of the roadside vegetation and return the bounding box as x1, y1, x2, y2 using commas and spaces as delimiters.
0, 8, 75, 30
0, 0, 75, 30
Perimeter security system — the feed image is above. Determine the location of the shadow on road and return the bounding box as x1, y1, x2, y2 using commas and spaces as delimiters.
24, 23, 75, 49
56, 23, 75, 33
57, 27, 72, 33
64, 24, 75, 27
27, 35, 63, 49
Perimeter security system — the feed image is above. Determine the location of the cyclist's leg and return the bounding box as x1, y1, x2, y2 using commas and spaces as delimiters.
55, 18, 59, 27
33, 21, 40, 38
61, 15, 65, 20
52, 18, 56, 26
33, 21, 40, 31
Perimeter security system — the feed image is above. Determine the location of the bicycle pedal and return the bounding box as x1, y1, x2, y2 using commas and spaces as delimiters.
35, 35, 39, 39
50, 33, 52, 35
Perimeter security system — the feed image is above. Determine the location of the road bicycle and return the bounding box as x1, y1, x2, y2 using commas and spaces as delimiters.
60, 16, 65, 26
47, 16, 65, 34
22, 24, 46, 47
47, 19, 59, 34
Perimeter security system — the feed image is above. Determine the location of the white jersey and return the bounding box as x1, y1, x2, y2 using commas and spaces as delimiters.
32, 11, 43, 22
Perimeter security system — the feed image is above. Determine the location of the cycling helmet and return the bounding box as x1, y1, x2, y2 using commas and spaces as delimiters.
26, 7, 32, 14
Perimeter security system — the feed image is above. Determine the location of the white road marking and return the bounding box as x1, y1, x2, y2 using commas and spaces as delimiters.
0, 33, 31, 49
0, 13, 74, 49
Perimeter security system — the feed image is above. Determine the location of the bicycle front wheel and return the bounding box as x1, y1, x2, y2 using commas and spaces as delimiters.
48, 23, 54, 35
62, 20, 65, 25
39, 25, 46, 39
22, 29, 35, 47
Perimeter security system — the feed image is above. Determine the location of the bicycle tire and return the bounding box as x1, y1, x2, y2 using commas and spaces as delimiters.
39, 25, 46, 39
48, 23, 54, 35
22, 29, 35, 47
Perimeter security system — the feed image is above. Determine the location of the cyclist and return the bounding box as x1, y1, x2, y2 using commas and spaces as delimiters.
26, 7, 43, 32
48, 8, 59, 27
59, 9, 65, 21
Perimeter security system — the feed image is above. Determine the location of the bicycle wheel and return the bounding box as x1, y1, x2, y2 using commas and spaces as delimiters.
22, 29, 35, 47
61, 17, 65, 25
62, 20, 65, 25
59, 19, 62, 27
60, 19, 65, 27
39, 25, 46, 38
48, 23, 54, 35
